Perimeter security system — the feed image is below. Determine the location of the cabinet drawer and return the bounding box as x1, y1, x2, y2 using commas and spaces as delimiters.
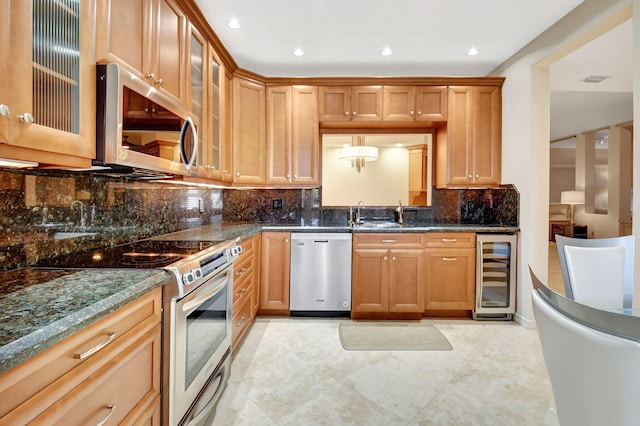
0, 288, 162, 420
353, 233, 425, 248
233, 277, 253, 311
30, 324, 161, 426
232, 292, 253, 350
424, 233, 475, 248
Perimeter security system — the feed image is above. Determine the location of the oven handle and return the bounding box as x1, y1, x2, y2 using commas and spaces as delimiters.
182, 269, 231, 313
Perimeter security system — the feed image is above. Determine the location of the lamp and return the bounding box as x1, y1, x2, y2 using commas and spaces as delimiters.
336, 136, 379, 173
561, 190, 585, 226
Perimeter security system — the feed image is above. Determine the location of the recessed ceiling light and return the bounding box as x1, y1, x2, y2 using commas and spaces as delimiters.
467, 47, 480, 56
342, 144, 351, 148
394, 143, 404, 147
381, 47, 392, 57
293, 48, 304, 57
581, 75, 610, 83
226, 18, 240, 29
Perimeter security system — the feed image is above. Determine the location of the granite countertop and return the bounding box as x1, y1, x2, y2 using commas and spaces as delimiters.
0, 220, 517, 375
0, 268, 171, 374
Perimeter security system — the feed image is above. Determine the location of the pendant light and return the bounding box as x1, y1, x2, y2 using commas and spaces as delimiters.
336, 136, 379, 173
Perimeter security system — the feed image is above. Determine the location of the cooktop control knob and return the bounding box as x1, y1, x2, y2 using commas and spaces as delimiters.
230, 245, 243, 257
182, 268, 202, 285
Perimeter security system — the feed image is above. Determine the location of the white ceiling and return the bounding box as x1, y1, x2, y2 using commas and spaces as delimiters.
196, 0, 585, 77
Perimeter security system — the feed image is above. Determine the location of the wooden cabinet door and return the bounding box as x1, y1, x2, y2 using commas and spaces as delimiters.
383, 86, 416, 121
96, 0, 148, 76
291, 86, 319, 184
352, 248, 389, 313
472, 86, 501, 187
443, 86, 474, 186
425, 248, 476, 310
318, 86, 350, 122
0, 0, 9, 143
266, 86, 292, 185
206, 44, 224, 180
260, 232, 290, 313
388, 249, 425, 312
437, 86, 501, 188
251, 234, 262, 316
154, 0, 186, 102
351, 85, 383, 121
233, 77, 266, 184
0, 0, 95, 168
416, 86, 448, 121
220, 70, 234, 181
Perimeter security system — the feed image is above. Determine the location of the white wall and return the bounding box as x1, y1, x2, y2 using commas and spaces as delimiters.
492, 0, 633, 325
322, 146, 409, 206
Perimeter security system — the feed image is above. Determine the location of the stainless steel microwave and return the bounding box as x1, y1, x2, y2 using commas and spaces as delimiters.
95, 63, 198, 177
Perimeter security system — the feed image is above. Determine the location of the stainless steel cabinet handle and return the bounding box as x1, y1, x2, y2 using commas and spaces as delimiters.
145, 73, 156, 80
468, 174, 472, 179
236, 316, 247, 327
285, 238, 289, 243
417, 110, 422, 115
344, 111, 349, 116
19, 112, 34, 124
475, 174, 480, 178
224, 169, 229, 173
383, 256, 388, 261
286, 174, 290, 179
0, 104, 10, 116
392, 256, 396, 261
155, 78, 163, 85
294, 174, 298, 179
96, 404, 116, 426
144, 107, 149, 113
381, 239, 397, 243
316, 298, 325, 302
410, 110, 414, 115
441, 238, 457, 242
353, 111, 357, 115
236, 172, 240, 177
74, 332, 117, 359
442, 257, 458, 261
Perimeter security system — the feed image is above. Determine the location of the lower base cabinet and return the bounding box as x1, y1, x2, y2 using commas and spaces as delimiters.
424, 233, 476, 311
259, 231, 290, 315
0, 288, 162, 425
232, 234, 261, 351
351, 233, 425, 319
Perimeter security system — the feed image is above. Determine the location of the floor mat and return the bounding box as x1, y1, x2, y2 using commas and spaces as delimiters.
339, 321, 453, 351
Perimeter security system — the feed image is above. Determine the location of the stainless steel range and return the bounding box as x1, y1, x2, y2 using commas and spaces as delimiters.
36, 237, 241, 425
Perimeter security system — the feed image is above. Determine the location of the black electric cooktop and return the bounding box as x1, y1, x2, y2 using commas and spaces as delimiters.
36, 240, 225, 269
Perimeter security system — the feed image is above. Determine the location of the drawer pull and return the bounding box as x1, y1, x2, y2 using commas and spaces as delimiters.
97, 404, 116, 426
441, 238, 457, 243
317, 298, 325, 302
381, 239, 397, 243
442, 257, 458, 261
74, 332, 117, 360
236, 316, 247, 327
392, 256, 396, 261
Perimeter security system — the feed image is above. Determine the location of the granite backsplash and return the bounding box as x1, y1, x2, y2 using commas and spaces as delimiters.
223, 185, 519, 227
0, 168, 518, 270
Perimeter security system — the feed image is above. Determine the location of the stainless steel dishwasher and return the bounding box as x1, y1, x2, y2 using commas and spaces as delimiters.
290, 232, 352, 316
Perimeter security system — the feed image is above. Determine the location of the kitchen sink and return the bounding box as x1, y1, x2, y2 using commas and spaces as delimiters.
357, 222, 406, 229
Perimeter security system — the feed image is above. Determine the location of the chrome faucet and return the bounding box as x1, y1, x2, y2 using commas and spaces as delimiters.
71, 200, 85, 227
395, 201, 404, 224
356, 201, 365, 225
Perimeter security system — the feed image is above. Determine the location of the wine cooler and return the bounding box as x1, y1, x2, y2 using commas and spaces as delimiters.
473, 234, 517, 320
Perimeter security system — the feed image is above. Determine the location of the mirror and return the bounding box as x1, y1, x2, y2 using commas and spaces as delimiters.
321, 133, 432, 207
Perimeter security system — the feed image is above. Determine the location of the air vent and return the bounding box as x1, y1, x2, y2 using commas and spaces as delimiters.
581, 75, 610, 83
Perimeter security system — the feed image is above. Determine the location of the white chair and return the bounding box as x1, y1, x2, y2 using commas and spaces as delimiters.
531, 287, 640, 426
555, 234, 634, 309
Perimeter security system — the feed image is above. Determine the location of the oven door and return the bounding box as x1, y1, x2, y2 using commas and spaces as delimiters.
170, 264, 232, 425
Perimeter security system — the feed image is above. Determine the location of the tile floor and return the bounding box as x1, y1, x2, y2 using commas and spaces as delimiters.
212, 317, 559, 425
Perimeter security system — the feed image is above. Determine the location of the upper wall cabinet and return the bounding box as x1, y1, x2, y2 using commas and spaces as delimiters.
206, 46, 232, 182
435, 86, 501, 188
318, 86, 383, 122
383, 86, 448, 122
266, 86, 319, 186
233, 77, 266, 185
97, 0, 187, 105
0, 0, 96, 168
187, 22, 206, 175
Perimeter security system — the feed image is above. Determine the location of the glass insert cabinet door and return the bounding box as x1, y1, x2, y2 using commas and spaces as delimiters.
3, 0, 96, 164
